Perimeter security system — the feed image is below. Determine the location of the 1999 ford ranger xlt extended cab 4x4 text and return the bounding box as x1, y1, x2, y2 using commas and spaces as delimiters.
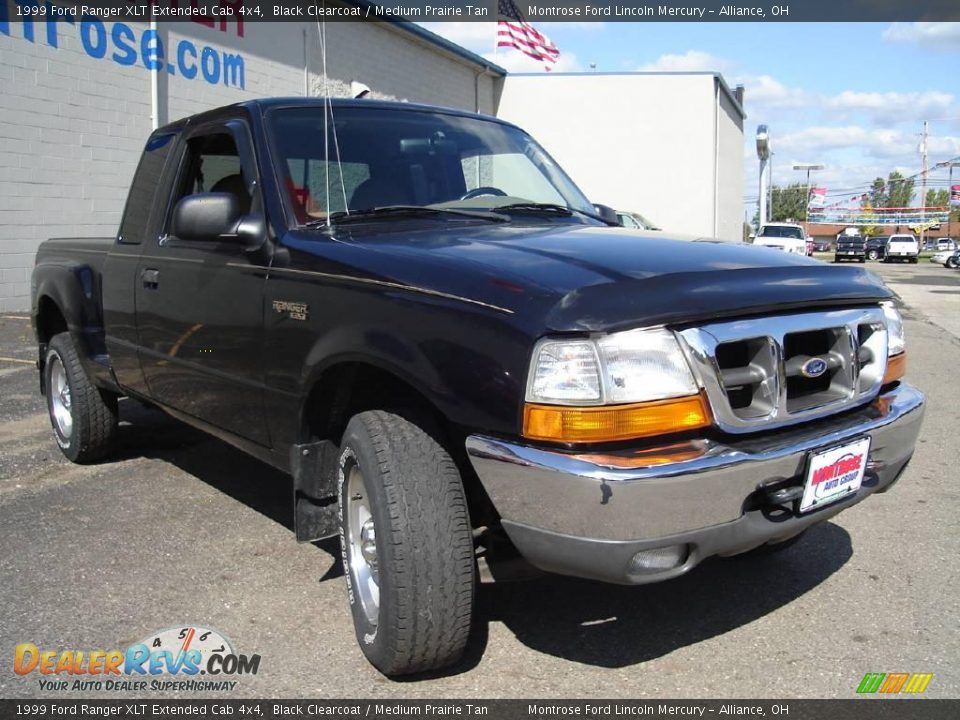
31, 99, 924, 676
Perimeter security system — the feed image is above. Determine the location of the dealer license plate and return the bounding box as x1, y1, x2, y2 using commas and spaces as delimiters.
800, 436, 871, 513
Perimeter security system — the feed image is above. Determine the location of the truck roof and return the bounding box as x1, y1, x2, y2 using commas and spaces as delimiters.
156, 97, 519, 135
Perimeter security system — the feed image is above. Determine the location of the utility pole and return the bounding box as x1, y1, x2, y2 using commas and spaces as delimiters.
793, 163, 824, 235
919, 121, 929, 247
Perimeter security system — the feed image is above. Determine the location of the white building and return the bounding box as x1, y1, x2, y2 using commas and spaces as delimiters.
498, 72, 746, 242
0, 9, 744, 311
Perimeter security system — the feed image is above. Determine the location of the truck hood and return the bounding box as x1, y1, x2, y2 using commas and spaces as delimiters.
290, 223, 893, 333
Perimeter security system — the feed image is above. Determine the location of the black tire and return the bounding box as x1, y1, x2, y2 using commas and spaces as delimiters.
867, 250, 878, 261
44, 332, 118, 463
910, 257, 918, 264
337, 410, 475, 676
946, 257, 958, 268
858, 258, 866, 263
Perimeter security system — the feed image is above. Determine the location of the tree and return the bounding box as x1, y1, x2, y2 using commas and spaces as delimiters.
869, 177, 888, 209
769, 183, 810, 222
886, 171, 915, 209
925, 188, 949, 208
925, 188, 960, 224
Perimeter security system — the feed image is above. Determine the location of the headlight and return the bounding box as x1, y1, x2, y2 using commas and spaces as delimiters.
524, 328, 710, 443
597, 328, 700, 403
881, 301, 905, 356
527, 340, 602, 404
526, 328, 698, 406
881, 301, 907, 384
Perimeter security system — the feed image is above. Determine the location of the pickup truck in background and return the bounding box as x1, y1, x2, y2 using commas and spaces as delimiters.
751, 222, 809, 255
31, 98, 925, 676
884, 234, 920, 263
834, 228, 866, 263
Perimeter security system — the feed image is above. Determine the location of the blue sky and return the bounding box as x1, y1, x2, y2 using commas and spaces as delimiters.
420, 22, 960, 218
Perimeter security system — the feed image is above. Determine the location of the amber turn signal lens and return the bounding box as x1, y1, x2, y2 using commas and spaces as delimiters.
882, 352, 906, 385
523, 394, 712, 444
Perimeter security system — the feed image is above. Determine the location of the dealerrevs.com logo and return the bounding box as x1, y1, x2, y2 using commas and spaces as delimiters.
14, 626, 260, 693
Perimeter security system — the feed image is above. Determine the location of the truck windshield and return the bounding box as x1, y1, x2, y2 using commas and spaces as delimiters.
758, 225, 804, 239
266, 105, 596, 225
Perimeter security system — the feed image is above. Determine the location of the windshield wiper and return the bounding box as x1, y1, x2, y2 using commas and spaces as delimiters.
303, 206, 507, 227
496, 202, 616, 225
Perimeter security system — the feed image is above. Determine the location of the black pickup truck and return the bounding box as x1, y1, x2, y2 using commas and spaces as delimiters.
31, 98, 924, 676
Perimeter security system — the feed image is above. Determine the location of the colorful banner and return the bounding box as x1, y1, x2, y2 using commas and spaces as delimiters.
807, 187, 827, 209
807, 207, 950, 226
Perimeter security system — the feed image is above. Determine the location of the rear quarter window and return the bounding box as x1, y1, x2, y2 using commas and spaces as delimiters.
118, 133, 176, 245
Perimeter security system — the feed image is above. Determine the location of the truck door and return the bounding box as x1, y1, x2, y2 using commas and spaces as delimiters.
135, 119, 271, 446
103, 131, 179, 397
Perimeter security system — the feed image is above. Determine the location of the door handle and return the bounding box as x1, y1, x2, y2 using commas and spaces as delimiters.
141, 268, 160, 289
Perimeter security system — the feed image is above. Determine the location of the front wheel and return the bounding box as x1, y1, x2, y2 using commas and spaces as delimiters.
946, 256, 959, 268
867, 250, 879, 261
44, 332, 118, 463
338, 411, 475, 676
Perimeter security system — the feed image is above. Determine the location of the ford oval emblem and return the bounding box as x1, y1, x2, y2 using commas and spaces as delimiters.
801, 357, 828, 378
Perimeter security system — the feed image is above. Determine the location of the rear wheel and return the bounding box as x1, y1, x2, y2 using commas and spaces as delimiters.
44, 332, 118, 463
338, 411, 475, 676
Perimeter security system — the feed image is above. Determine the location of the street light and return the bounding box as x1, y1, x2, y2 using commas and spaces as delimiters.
793, 163, 824, 233
756, 126, 771, 225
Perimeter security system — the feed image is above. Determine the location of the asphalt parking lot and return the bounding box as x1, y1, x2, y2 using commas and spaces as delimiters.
1, 260, 958, 700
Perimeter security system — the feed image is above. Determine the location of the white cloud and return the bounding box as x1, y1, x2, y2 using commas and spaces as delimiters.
825, 90, 955, 123
482, 50, 582, 73
637, 50, 734, 73
738, 74, 809, 109
883, 22, 960, 49
417, 22, 498, 54
777, 126, 910, 160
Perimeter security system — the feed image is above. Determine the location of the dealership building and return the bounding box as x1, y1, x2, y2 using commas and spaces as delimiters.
0, 5, 745, 311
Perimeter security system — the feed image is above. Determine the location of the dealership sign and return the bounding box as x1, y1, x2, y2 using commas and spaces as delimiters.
0, 0, 247, 89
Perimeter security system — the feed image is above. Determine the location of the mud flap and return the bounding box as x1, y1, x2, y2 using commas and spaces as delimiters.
291, 440, 340, 542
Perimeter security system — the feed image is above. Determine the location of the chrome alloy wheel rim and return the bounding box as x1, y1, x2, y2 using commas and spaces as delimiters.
48, 354, 73, 440
346, 464, 380, 625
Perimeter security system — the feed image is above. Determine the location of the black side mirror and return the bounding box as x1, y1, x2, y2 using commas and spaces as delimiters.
171, 193, 241, 241
592, 204, 619, 225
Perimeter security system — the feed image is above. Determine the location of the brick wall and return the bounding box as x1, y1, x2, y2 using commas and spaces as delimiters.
0, 13, 501, 311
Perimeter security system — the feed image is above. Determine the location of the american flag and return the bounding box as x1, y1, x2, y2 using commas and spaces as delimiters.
497, 0, 560, 71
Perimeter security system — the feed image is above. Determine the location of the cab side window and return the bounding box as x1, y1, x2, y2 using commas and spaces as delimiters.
170, 132, 251, 220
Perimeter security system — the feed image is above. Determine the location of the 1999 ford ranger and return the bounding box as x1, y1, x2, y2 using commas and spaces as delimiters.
31, 99, 924, 676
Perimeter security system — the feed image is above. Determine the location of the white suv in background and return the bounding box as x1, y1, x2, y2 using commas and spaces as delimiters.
884, 234, 920, 264
753, 222, 808, 255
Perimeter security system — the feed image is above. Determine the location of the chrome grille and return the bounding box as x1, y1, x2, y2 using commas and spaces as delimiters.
677, 308, 888, 433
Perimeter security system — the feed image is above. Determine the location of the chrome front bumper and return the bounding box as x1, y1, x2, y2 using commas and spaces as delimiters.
465, 382, 925, 584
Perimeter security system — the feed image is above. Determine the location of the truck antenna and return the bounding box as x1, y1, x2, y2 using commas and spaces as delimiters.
316, 20, 349, 226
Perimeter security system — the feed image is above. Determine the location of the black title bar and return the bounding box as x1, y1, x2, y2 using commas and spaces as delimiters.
2, 700, 959, 719
1, 0, 959, 23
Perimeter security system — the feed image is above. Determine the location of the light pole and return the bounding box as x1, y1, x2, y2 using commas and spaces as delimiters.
793, 163, 824, 234
757, 126, 771, 227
